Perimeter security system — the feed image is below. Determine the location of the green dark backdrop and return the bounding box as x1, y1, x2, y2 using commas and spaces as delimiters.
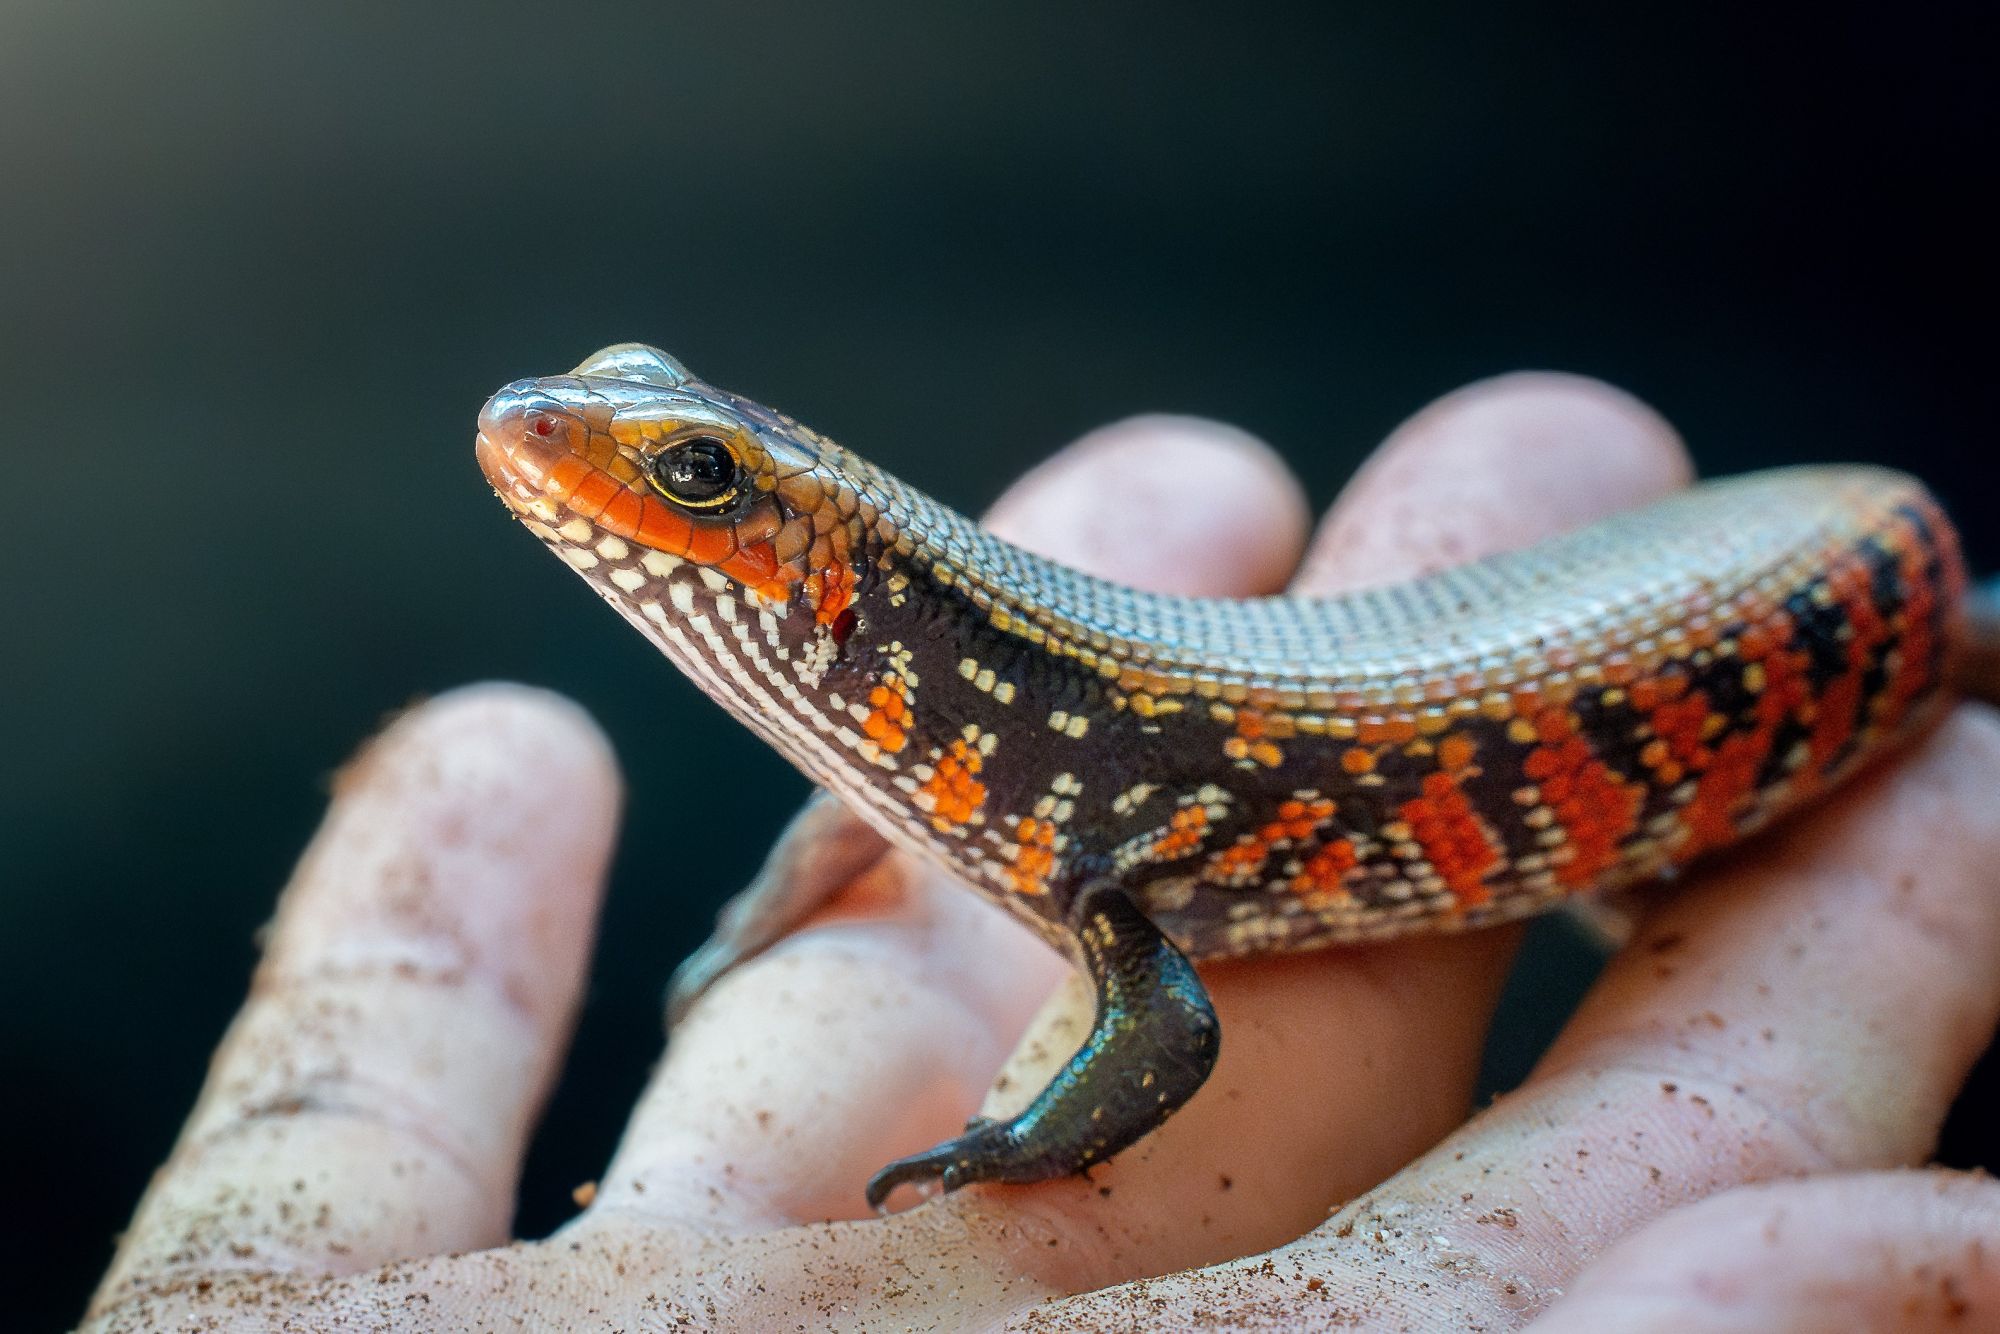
3, 4, 1993, 1327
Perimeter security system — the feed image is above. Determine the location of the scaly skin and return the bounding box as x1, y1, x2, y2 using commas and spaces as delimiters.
476, 343, 1974, 1204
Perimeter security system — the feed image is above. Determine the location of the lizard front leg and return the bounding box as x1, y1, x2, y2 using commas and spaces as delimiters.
864, 882, 1220, 1209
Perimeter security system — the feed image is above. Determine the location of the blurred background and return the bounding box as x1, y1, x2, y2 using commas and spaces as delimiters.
3, 2, 1993, 1324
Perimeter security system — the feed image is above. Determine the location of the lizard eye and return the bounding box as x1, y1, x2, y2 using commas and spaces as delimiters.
649, 436, 743, 511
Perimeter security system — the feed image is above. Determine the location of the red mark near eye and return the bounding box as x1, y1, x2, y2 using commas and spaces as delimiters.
830, 607, 857, 649
532, 414, 559, 437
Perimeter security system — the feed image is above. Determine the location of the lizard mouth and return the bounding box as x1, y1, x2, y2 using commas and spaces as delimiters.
475, 430, 535, 511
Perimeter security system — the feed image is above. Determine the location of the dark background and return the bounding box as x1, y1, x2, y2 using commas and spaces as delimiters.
3, 3, 1994, 1326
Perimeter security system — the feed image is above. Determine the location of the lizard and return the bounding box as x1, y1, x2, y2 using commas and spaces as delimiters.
476, 343, 2000, 1208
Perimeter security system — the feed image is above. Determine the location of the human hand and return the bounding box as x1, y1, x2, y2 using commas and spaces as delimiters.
85, 376, 2000, 1331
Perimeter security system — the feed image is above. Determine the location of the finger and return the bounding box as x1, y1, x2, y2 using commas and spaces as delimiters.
91, 685, 619, 1315
1530, 1170, 2000, 1332
1296, 371, 1696, 594
973, 373, 1698, 1285
590, 415, 1311, 1228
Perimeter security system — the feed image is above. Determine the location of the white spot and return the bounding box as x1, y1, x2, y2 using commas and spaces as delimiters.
608, 567, 647, 593
1111, 788, 1144, 815
561, 547, 600, 571
596, 535, 631, 561
698, 568, 730, 593
559, 518, 595, 543
641, 550, 684, 578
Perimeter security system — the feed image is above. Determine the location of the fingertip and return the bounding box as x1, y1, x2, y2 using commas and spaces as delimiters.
291, 681, 623, 1030
1302, 371, 1695, 592
984, 414, 1312, 595
347, 681, 623, 807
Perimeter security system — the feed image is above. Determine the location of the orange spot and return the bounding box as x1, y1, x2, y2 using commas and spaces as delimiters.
1678, 610, 1809, 859
1341, 747, 1376, 775
1203, 797, 1335, 886
1806, 551, 1891, 780
861, 677, 910, 754
1523, 717, 1644, 889
1357, 715, 1419, 745
1399, 770, 1500, 907
1206, 838, 1271, 884
1289, 838, 1359, 897
1273, 797, 1336, 837
1637, 670, 1713, 780
917, 738, 986, 830
1437, 733, 1478, 773
1150, 804, 1211, 861
1005, 817, 1059, 895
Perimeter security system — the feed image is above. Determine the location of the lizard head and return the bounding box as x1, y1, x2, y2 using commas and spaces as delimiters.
476, 344, 884, 758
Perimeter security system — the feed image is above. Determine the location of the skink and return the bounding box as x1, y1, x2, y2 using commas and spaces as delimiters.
477, 344, 1999, 1207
